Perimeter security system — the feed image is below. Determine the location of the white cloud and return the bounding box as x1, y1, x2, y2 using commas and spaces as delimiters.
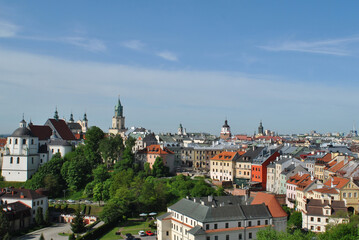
259, 36, 359, 56
156, 51, 178, 61
0, 48, 357, 134
63, 37, 106, 52
0, 20, 18, 38
121, 40, 144, 50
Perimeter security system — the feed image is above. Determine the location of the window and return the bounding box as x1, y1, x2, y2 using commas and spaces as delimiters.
15, 139, 18, 144
249, 233, 252, 239
22, 139, 26, 144
238, 222, 241, 227
257, 220, 260, 225
355, 192, 358, 198
265, 220, 268, 225
214, 224, 218, 229
226, 235, 229, 240
317, 218, 321, 222
32, 158, 34, 164
310, 217, 314, 222
166, 231, 169, 236
9, 139, 11, 144
225, 223, 229, 228
206, 224, 209, 230
343, 193, 347, 198
238, 234, 242, 240
215, 236, 218, 240
317, 226, 321, 231
207, 237, 210, 240
326, 218, 329, 223
310, 226, 314, 230
349, 193, 352, 198
31, 139, 34, 144
10, 157, 13, 164
17, 157, 20, 164
248, 221, 251, 227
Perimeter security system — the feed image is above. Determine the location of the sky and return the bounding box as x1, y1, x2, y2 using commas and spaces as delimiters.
1, 1, 359, 135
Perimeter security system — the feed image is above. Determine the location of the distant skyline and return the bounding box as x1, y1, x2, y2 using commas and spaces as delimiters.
1, 1, 359, 135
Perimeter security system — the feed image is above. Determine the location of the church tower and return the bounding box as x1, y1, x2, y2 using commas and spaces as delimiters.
258, 120, 264, 136
109, 96, 127, 137
220, 119, 232, 140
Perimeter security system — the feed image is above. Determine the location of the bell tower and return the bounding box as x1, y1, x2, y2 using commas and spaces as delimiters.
109, 95, 127, 137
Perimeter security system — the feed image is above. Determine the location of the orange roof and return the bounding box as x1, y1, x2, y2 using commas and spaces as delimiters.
328, 160, 348, 173
324, 176, 350, 189
312, 187, 339, 194
251, 192, 287, 218
287, 173, 311, 185
237, 151, 246, 156
319, 153, 334, 163
211, 152, 238, 161
147, 144, 174, 155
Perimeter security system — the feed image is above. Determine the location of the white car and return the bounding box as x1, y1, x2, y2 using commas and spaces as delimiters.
138, 231, 146, 236
67, 199, 76, 204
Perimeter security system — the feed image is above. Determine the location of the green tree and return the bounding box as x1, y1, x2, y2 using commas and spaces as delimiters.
190, 180, 215, 197
287, 211, 302, 229
0, 210, 10, 238
93, 164, 110, 183
144, 162, 151, 176
84, 126, 105, 166
35, 207, 44, 226
44, 208, 50, 225
71, 206, 86, 233
99, 135, 124, 168
68, 233, 76, 240
100, 198, 128, 223
152, 157, 169, 178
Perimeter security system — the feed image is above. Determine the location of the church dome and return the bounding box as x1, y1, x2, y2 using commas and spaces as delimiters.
11, 127, 34, 137
223, 120, 230, 128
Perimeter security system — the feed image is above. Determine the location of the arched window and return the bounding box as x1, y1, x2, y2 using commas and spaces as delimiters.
15, 139, 18, 144
17, 157, 20, 164
23, 139, 26, 144
10, 157, 13, 164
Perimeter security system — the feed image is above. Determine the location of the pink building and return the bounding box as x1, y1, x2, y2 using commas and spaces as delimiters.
146, 145, 175, 173
286, 173, 312, 209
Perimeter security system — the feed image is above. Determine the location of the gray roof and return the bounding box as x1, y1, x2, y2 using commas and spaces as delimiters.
238, 147, 265, 163
11, 127, 34, 137
157, 212, 171, 221
67, 122, 82, 130
188, 226, 206, 236
48, 139, 72, 147
168, 197, 271, 223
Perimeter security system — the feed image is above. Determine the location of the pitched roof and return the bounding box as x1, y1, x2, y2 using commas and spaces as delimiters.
211, 152, 238, 161
0, 188, 46, 200
251, 192, 287, 218
312, 187, 339, 195
147, 144, 174, 155
46, 119, 76, 140
1, 201, 31, 221
29, 125, 52, 140
306, 199, 347, 217
328, 160, 348, 173
324, 177, 350, 189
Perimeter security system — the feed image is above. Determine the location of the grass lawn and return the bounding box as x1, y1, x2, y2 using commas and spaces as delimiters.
100, 218, 157, 240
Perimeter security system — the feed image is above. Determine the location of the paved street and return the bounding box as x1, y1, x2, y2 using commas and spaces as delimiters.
16, 223, 71, 240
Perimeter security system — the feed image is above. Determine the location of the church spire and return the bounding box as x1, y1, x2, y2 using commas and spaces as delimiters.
114, 95, 123, 117
69, 113, 74, 122
54, 107, 59, 121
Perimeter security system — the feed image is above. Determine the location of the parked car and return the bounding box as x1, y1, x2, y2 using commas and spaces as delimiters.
138, 231, 146, 236
67, 199, 75, 203
125, 233, 133, 239
146, 231, 154, 236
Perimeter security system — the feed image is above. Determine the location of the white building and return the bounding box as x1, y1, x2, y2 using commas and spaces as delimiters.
0, 187, 48, 223
157, 195, 286, 240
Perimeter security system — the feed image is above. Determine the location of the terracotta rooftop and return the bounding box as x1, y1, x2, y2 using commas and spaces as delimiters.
46, 119, 76, 141
324, 177, 350, 190
211, 152, 238, 161
328, 160, 348, 173
287, 173, 313, 190
311, 187, 339, 194
251, 192, 287, 218
0, 187, 46, 200
147, 144, 174, 155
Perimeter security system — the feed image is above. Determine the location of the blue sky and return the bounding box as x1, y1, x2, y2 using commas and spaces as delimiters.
1, 1, 359, 135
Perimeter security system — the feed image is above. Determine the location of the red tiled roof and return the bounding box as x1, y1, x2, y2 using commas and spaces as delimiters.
211, 152, 238, 161
319, 153, 334, 163
287, 173, 313, 190
29, 125, 52, 140
237, 151, 246, 156
312, 187, 339, 194
324, 177, 350, 189
0, 138, 6, 148
147, 144, 174, 155
251, 192, 287, 218
328, 161, 348, 173
47, 119, 76, 141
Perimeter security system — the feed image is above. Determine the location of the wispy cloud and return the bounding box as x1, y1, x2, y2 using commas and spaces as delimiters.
121, 40, 144, 51
63, 37, 106, 52
259, 36, 359, 56
0, 20, 19, 38
156, 51, 178, 61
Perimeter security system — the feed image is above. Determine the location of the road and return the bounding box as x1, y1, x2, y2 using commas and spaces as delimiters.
16, 223, 71, 240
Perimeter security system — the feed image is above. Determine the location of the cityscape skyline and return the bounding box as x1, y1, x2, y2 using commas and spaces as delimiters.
1, 1, 359, 134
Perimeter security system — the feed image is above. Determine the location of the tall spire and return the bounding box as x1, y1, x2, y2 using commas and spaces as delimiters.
83, 112, 88, 121
114, 95, 123, 117
54, 107, 59, 121
69, 113, 74, 122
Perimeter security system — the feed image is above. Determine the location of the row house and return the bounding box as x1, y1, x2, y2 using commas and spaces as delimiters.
295, 176, 320, 213
146, 145, 176, 173
324, 176, 359, 214
210, 152, 241, 181
235, 147, 264, 184
286, 173, 314, 209
251, 146, 280, 191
